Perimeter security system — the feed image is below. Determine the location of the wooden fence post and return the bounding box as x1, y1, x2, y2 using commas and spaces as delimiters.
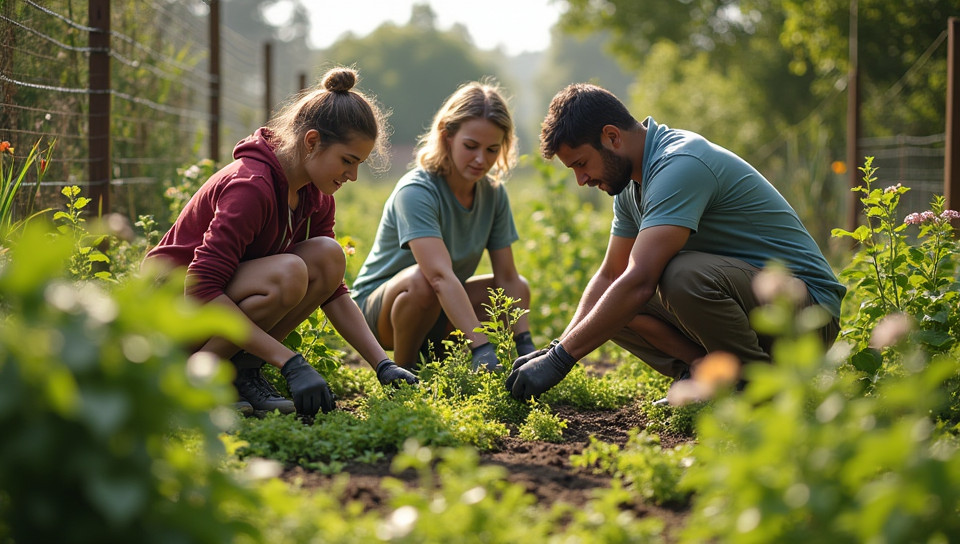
845, 0, 861, 232
209, 0, 221, 163
945, 17, 959, 219
264, 42, 272, 124
88, 0, 110, 214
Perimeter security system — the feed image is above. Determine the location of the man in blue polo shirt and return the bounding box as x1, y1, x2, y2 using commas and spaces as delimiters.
506, 82, 846, 401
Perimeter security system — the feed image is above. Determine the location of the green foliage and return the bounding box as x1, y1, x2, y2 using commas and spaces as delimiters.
240, 440, 665, 543
163, 159, 217, 225
780, 0, 951, 135
475, 287, 529, 363
235, 383, 509, 472
234, 288, 648, 470
832, 158, 960, 381
572, 429, 694, 506
677, 258, 960, 542
540, 363, 638, 410
518, 401, 567, 443
53, 185, 113, 282
0, 224, 257, 543
679, 338, 960, 543
106, 214, 163, 282
0, 138, 53, 244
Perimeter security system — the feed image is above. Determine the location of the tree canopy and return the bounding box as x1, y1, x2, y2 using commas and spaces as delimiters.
316, 4, 502, 155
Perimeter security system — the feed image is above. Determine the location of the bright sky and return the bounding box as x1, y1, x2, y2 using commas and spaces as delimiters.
304, 0, 562, 56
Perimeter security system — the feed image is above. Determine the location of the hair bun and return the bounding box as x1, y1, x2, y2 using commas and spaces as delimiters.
322, 68, 357, 93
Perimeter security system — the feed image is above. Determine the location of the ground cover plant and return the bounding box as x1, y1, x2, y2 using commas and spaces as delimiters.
0, 155, 958, 542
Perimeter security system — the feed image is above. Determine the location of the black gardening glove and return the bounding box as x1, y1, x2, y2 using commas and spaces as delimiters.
470, 341, 501, 372
279, 354, 336, 416
513, 331, 537, 357
376, 358, 419, 387
505, 342, 577, 401
507, 338, 558, 378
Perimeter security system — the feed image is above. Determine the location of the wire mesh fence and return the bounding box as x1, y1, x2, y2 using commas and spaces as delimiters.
861, 133, 946, 216
0, 0, 306, 224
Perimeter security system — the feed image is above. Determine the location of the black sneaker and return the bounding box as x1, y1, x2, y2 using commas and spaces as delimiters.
233, 399, 254, 416
231, 353, 295, 414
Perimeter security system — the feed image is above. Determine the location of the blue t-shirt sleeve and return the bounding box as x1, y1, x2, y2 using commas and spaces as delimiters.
393, 185, 442, 248
611, 192, 639, 238
641, 155, 716, 233
488, 184, 519, 250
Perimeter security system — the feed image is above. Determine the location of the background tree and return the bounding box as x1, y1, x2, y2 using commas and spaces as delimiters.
223, 0, 313, 103
317, 3, 502, 168
778, 0, 952, 136
555, 0, 954, 251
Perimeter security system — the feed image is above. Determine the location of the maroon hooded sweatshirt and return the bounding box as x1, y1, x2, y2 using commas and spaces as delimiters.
145, 128, 349, 305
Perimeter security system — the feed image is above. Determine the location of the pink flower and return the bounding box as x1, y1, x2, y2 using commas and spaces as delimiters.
884, 183, 902, 193
904, 213, 922, 225
921, 211, 936, 222
940, 209, 960, 221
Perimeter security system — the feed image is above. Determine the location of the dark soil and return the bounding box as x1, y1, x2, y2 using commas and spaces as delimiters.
280, 401, 693, 540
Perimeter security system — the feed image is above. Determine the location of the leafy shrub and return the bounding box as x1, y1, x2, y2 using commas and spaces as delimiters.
0, 225, 259, 543
832, 157, 960, 375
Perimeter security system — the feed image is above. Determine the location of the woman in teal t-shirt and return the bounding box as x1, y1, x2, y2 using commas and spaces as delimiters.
352, 80, 537, 371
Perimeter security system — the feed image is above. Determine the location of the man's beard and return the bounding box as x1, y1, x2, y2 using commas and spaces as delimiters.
598, 148, 633, 196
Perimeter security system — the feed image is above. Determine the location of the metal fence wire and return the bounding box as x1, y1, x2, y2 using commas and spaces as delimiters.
0, 0, 284, 222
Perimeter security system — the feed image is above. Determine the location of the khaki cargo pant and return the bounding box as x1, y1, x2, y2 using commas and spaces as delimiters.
612, 251, 840, 378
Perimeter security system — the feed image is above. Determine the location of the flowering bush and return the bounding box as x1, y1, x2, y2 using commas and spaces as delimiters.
832, 157, 960, 376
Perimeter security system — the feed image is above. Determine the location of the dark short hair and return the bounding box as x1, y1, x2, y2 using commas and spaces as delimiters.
539, 83, 638, 159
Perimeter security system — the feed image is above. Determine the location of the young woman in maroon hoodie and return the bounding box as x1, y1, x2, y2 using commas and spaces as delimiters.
145, 67, 416, 416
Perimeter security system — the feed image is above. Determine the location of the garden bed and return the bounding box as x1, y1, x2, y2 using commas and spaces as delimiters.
279, 402, 693, 539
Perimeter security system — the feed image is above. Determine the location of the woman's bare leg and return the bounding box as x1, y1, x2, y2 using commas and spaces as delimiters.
377, 264, 443, 367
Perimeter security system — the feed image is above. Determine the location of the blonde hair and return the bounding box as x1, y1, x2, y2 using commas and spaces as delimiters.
415, 78, 517, 183
266, 66, 391, 173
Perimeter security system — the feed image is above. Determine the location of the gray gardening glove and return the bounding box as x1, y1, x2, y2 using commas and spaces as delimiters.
279, 354, 336, 416
470, 341, 501, 372
376, 358, 419, 387
506, 342, 577, 401
513, 331, 537, 357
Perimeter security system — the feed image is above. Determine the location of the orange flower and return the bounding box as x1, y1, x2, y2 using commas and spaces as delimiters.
38, 158, 48, 174
0, 141, 12, 155
831, 160, 846, 175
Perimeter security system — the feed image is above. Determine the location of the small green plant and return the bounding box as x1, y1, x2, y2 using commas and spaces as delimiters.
53, 185, 113, 281
572, 429, 694, 506
0, 138, 54, 244
475, 287, 529, 363
518, 400, 567, 442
